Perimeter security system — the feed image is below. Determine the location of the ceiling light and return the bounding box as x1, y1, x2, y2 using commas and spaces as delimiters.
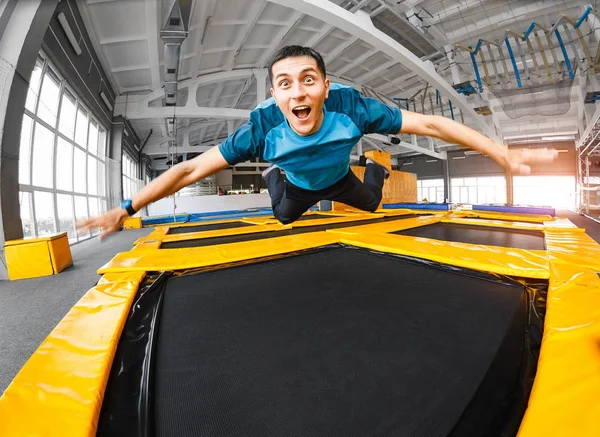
452, 156, 466, 160
425, 159, 437, 163
58, 12, 82, 55
99, 91, 113, 111
540, 135, 575, 141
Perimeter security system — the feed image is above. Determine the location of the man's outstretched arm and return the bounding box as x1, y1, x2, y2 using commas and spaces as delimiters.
77, 145, 230, 239
398, 110, 558, 174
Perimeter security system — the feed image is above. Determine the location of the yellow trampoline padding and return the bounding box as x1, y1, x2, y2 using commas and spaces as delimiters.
452, 210, 553, 223
339, 233, 550, 279
0, 271, 145, 437
443, 216, 546, 231
518, 230, 600, 437
148, 223, 288, 244
326, 215, 443, 235
98, 232, 340, 273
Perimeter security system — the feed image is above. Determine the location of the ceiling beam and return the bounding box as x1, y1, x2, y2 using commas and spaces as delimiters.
257, 11, 304, 67
333, 48, 378, 77
358, 59, 397, 84
145, 0, 161, 89
119, 105, 251, 120
226, 2, 267, 70
431, 0, 487, 25
367, 133, 447, 159
190, 0, 217, 78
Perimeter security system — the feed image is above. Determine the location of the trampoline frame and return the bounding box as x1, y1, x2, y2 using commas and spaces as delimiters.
1, 209, 600, 437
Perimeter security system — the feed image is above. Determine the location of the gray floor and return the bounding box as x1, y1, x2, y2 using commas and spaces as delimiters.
0, 228, 152, 395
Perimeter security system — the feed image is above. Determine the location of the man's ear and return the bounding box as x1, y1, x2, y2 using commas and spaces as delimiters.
269, 88, 276, 105
324, 77, 330, 99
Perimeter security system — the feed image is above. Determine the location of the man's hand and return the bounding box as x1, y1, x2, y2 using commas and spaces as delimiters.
503, 147, 559, 175
76, 207, 129, 240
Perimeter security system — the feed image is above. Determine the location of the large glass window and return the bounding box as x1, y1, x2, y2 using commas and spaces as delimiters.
417, 179, 444, 203
31, 122, 54, 188
37, 68, 60, 127
19, 52, 108, 243
513, 176, 576, 209
451, 177, 507, 204
122, 152, 144, 215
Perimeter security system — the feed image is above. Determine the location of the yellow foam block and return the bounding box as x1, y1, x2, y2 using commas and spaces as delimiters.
122, 217, 142, 230
5, 232, 72, 280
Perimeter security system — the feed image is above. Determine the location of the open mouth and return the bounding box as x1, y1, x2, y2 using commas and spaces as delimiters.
292, 106, 311, 120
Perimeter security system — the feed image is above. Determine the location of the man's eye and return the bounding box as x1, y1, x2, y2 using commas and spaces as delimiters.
304, 77, 314, 83
279, 80, 289, 87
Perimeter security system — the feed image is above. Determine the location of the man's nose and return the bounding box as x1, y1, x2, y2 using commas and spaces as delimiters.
291, 82, 306, 99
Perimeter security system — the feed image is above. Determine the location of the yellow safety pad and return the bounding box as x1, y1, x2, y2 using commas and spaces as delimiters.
0, 271, 145, 437
134, 219, 262, 244
452, 210, 553, 223
288, 213, 383, 228
518, 230, 600, 436
339, 233, 549, 279
442, 216, 546, 231
543, 217, 577, 229
154, 223, 288, 245
131, 240, 162, 251
240, 216, 279, 225
98, 232, 341, 274
326, 214, 443, 235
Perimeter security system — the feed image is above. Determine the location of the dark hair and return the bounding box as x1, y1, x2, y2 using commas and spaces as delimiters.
267, 45, 326, 85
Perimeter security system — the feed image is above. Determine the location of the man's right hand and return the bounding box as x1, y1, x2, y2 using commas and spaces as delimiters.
76, 207, 129, 240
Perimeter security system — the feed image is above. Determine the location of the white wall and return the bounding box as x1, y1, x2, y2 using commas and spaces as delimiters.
148, 193, 272, 216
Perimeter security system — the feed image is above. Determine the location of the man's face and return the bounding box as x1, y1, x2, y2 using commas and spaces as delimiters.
270, 56, 330, 136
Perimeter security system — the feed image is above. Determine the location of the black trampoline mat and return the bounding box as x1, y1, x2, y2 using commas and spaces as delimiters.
160, 215, 420, 249
392, 222, 545, 250
155, 247, 525, 437
167, 221, 255, 234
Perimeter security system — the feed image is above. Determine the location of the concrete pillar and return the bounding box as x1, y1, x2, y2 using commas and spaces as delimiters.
255, 69, 268, 104
442, 158, 450, 203
0, 0, 58, 279
506, 171, 514, 205
108, 115, 125, 209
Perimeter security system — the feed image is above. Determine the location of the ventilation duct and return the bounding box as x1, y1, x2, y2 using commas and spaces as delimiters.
160, 1, 192, 107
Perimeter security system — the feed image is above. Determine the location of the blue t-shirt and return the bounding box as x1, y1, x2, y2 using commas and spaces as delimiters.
218, 83, 402, 190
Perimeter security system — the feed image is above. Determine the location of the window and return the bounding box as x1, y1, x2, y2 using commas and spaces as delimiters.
19, 52, 108, 243
58, 90, 76, 139
122, 152, 143, 215
25, 57, 43, 113
451, 177, 506, 204
513, 176, 575, 209
56, 138, 73, 191
417, 179, 444, 203
37, 68, 60, 127
31, 122, 54, 188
